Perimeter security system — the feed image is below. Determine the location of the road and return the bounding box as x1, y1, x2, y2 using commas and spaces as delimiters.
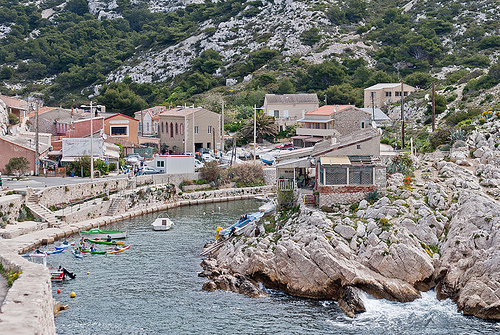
2, 174, 129, 190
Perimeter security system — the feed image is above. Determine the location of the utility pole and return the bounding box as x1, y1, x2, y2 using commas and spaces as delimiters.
371, 91, 375, 123
221, 100, 224, 155
432, 81, 436, 132
140, 102, 144, 137
35, 98, 39, 176
401, 79, 405, 149
81, 102, 102, 183
253, 105, 257, 164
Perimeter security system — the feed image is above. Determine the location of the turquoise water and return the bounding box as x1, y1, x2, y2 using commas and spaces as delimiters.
44, 200, 499, 334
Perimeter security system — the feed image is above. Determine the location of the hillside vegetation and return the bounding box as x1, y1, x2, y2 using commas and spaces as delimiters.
0, 0, 499, 148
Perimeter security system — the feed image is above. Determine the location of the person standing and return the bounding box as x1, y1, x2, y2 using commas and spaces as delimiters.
0, 172, 2, 189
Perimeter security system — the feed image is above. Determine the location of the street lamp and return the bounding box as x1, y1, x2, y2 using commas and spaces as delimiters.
253, 105, 264, 164
81, 102, 102, 183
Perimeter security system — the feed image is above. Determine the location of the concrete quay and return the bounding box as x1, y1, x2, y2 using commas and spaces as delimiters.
0, 185, 273, 334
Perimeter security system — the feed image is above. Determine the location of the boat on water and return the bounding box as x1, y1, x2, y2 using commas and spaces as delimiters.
80, 249, 106, 254
216, 211, 265, 239
72, 250, 84, 258
152, 217, 174, 231
25, 253, 76, 281
84, 238, 125, 245
107, 245, 131, 254
79, 228, 128, 239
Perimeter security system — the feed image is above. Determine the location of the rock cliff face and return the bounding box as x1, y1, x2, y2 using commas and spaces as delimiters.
0, 100, 9, 136
201, 116, 500, 320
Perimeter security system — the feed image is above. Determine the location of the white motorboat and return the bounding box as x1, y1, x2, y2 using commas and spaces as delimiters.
152, 217, 174, 231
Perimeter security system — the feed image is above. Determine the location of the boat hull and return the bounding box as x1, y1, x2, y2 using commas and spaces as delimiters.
106, 245, 131, 254
152, 218, 174, 231
85, 238, 125, 245
79, 228, 128, 239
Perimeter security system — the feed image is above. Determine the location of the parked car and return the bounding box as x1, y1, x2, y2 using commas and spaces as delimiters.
136, 167, 158, 175
276, 142, 293, 150
194, 159, 204, 170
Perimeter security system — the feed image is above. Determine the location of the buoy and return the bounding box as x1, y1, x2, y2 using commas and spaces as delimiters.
87, 272, 90, 275
57, 289, 61, 294
70, 292, 76, 298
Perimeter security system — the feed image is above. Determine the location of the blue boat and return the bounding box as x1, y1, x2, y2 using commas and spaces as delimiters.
216, 211, 265, 239
260, 154, 275, 165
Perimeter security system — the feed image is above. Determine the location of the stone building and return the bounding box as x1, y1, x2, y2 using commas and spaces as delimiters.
363, 83, 416, 108
134, 106, 165, 136
158, 107, 220, 154
293, 105, 372, 148
275, 128, 385, 206
262, 94, 319, 132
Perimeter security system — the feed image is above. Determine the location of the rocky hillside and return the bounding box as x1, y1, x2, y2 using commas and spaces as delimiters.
201, 114, 500, 319
0, 0, 499, 113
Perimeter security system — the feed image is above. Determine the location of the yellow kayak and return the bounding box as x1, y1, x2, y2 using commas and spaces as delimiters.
106, 245, 131, 254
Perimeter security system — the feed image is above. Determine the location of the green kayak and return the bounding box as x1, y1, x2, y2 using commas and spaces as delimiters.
80, 249, 106, 254
85, 238, 125, 245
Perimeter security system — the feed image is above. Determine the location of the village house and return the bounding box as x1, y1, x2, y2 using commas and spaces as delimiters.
158, 107, 220, 154
0, 95, 29, 122
103, 113, 139, 145
293, 105, 373, 148
262, 94, 319, 132
0, 134, 51, 174
134, 106, 165, 137
363, 83, 416, 108
275, 127, 385, 207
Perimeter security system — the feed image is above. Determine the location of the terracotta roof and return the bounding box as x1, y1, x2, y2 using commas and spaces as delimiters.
305, 105, 353, 116
27, 106, 61, 118
134, 106, 166, 116
0, 95, 28, 110
104, 113, 138, 122
159, 107, 215, 117
265, 94, 319, 104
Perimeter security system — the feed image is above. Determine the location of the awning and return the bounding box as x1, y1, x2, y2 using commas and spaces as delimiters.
275, 157, 313, 168
304, 137, 323, 143
297, 118, 334, 123
320, 156, 351, 165
291, 135, 311, 140
48, 150, 62, 156
60, 157, 79, 162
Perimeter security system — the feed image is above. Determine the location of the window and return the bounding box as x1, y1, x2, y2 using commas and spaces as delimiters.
361, 122, 365, 129
195, 126, 199, 134
139, 122, 141, 131
208, 125, 212, 134
170, 123, 173, 137
349, 167, 373, 185
325, 167, 347, 185
156, 160, 164, 168
175, 123, 178, 135
180, 123, 184, 135
274, 110, 279, 118
404, 91, 408, 97
110, 126, 128, 136
161, 122, 164, 133
357, 145, 361, 149
146, 123, 150, 133
385, 92, 392, 97
395, 92, 401, 97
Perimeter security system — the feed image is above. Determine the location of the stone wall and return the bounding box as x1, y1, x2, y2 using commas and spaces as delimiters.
0, 248, 56, 334
61, 200, 112, 224
0, 193, 26, 225
263, 167, 276, 185
318, 185, 376, 206
374, 165, 387, 191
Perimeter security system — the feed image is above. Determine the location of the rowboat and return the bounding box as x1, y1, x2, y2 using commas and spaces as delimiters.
106, 245, 131, 254
216, 211, 265, 239
152, 217, 174, 231
84, 238, 125, 245
79, 228, 128, 239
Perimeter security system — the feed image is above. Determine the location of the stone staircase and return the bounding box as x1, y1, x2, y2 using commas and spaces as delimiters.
106, 197, 125, 216
26, 193, 64, 228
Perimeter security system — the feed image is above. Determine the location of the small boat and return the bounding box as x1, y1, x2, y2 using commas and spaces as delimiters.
25, 253, 75, 281
260, 154, 275, 165
106, 245, 131, 254
80, 249, 106, 254
254, 194, 272, 202
216, 211, 265, 239
152, 217, 174, 231
84, 238, 125, 245
72, 250, 83, 258
46, 248, 64, 255
79, 228, 128, 239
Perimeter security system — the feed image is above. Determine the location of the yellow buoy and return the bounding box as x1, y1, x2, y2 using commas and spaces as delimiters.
87, 272, 90, 275
70, 292, 76, 298
215, 227, 224, 240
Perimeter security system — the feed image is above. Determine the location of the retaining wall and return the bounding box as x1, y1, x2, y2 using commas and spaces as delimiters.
0, 183, 273, 335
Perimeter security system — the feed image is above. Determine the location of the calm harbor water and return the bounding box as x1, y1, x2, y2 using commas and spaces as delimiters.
43, 200, 499, 335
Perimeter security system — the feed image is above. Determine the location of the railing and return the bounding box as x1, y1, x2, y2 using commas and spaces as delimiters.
277, 178, 294, 191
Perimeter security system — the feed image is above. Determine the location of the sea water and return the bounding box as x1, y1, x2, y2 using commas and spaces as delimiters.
47, 200, 499, 334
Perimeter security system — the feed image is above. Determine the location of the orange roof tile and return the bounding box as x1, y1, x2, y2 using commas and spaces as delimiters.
305, 105, 354, 116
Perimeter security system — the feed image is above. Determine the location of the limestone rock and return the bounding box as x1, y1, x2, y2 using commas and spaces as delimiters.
338, 286, 366, 318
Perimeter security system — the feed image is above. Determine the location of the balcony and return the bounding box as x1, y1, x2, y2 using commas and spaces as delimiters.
296, 128, 336, 137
